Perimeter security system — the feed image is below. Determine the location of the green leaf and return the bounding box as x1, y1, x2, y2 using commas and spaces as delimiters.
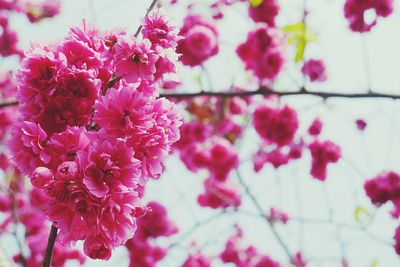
248, 0, 263, 8
283, 22, 318, 63
370, 259, 378, 267
353, 205, 372, 223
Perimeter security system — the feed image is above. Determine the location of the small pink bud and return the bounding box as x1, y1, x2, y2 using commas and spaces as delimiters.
31, 167, 53, 188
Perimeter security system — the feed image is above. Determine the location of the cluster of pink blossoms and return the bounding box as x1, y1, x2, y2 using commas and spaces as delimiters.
9, 13, 182, 260
252, 102, 341, 180
220, 226, 281, 267
177, 14, 219, 66
364, 172, 400, 255
0, 159, 85, 267
308, 140, 341, 181
237, 24, 284, 82
248, 0, 279, 27
344, 0, 393, 32
301, 59, 327, 82
126, 201, 178, 267
253, 101, 299, 147
173, 93, 250, 209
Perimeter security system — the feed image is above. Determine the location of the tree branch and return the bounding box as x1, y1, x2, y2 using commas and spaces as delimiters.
160, 87, 400, 99
235, 169, 295, 264
134, 0, 159, 37
2, 87, 400, 111
42, 225, 58, 267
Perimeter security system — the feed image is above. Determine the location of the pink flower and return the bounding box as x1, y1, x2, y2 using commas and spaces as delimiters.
394, 225, 400, 256
114, 37, 159, 83
37, 70, 100, 135
197, 178, 241, 209
0, 15, 22, 57
8, 121, 49, 176
31, 167, 53, 188
364, 171, 400, 205
255, 256, 280, 267
308, 118, 323, 136
237, 25, 284, 81
24, 0, 60, 23
17, 49, 65, 120
136, 201, 178, 240
177, 14, 219, 66
95, 86, 181, 180
301, 59, 327, 82
126, 201, 177, 267
78, 138, 141, 198
344, 0, 393, 32
356, 119, 367, 131
206, 137, 239, 181
268, 207, 289, 224
248, 0, 280, 27
46, 126, 90, 170
309, 140, 341, 181
57, 39, 102, 69
142, 13, 181, 49
253, 102, 299, 146
182, 253, 211, 267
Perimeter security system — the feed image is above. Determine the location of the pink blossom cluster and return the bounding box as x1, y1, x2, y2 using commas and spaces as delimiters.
268, 207, 289, 224
0, 14, 22, 58
197, 177, 241, 209
126, 201, 178, 267
253, 143, 303, 171
183, 253, 211, 267
9, 14, 182, 260
237, 24, 284, 82
220, 226, 281, 267
0, 71, 18, 141
177, 14, 219, 66
253, 101, 299, 146
364, 172, 400, 206
344, 0, 393, 32
0, 161, 85, 267
23, 0, 60, 23
301, 59, 327, 82
308, 140, 341, 181
364, 172, 400, 256
248, 0, 279, 27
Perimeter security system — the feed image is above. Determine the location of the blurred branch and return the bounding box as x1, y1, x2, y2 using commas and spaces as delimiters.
235, 169, 295, 264
134, 0, 159, 37
160, 87, 400, 99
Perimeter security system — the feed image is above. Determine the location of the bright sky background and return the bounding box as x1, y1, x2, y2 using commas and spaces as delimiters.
4, 0, 400, 266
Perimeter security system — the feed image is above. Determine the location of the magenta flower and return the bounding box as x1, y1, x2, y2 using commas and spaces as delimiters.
248, 0, 280, 27
301, 59, 327, 82
8, 121, 49, 176
237, 25, 284, 81
79, 138, 141, 198
177, 14, 219, 66
142, 13, 181, 49
253, 102, 299, 146
114, 37, 159, 83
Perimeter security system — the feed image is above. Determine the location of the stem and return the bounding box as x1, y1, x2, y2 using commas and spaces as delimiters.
236, 169, 294, 263
134, 0, 159, 37
42, 225, 58, 267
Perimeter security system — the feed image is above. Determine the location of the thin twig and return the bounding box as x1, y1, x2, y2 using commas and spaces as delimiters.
134, 0, 158, 37
235, 169, 294, 263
